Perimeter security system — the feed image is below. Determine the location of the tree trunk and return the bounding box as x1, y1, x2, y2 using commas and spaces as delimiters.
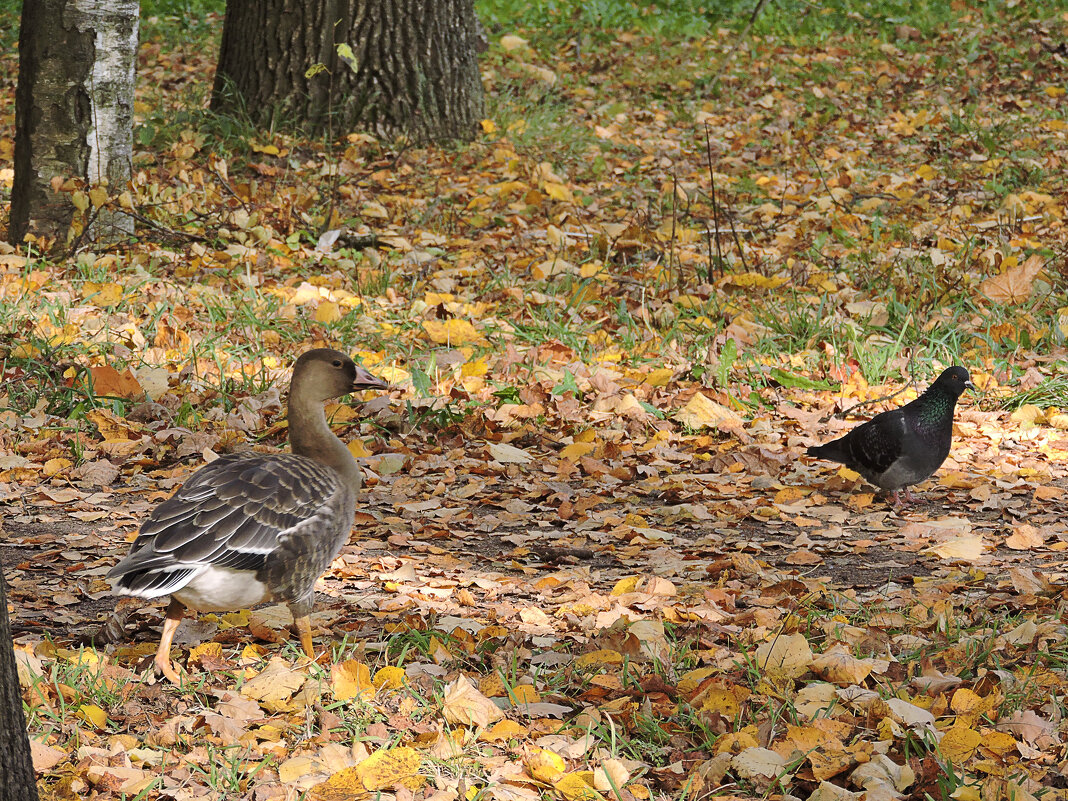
0, 554, 39, 801
9, 0, 138, 248
212, 0, 485, 143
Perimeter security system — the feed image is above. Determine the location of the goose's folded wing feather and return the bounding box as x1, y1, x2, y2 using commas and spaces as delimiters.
108, 453, 345, 597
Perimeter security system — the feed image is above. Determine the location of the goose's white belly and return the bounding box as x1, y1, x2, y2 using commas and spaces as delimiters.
173, 566, 271, 612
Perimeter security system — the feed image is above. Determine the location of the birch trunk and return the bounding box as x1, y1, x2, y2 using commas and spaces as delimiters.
9, 0, 138, 247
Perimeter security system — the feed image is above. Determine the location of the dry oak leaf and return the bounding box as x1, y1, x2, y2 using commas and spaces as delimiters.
240, 657, 306, 707
442, 674, 505, 727
755, 633, 813, 681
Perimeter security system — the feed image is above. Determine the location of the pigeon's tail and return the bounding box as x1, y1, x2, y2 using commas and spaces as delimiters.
807, 441, 845, 462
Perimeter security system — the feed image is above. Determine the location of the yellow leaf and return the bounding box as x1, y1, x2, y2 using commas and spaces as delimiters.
500, 35, 529, 51
348, 439, 372, 458
720, 272, 788, 290
11, 342, 41, 359
221, 610, 250, 628
555, 773, 604, 801
531, 257, 577, 280
915, 164, 936, 180
701, 686, 742, 717
560, 441, 596, 460
279, 756, 317, 784
673, 392, 746, 433
940, 725, 982, 763
461, 357, 488, 378
332, 660, 374, 701
188, 642, 223, 666
83, 281, 124, 306
1044, 86, 1066, 97
754, 633, 813, 681
575, 649, 624, 668
441, 674, 504, 727
88, 186, 108, 208
510, 684, 540, 703
315, 301, 343, 323
678, 667, 716, 694
481, 719, 528, 742
356, 746, 421, 791
373, 666, 406, 690
925, 535, 987, 561
77, 704, 107, 728
542, 181, 574, 202
43, 458, 72, 477
480, 119, 497, 134
979, 730, 1017, 756
422, 318, 481, 346
611, 576, 640, 596
644, 368, 674, 387
811, 647, 874, 685
71, 191, 89, 212
526, 748, 566, 783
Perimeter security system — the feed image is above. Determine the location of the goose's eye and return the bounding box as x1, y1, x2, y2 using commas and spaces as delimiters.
332, 359, 343, 368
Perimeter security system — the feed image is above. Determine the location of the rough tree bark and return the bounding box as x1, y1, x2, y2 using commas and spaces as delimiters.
9, 0, 138, 247
211, 0, 485, 143
0, 554, 39, 801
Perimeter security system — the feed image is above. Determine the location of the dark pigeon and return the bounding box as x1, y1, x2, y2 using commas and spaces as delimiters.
807, 366, 974, 505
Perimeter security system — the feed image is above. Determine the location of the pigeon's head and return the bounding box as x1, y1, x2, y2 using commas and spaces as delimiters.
935, 366, 975, 398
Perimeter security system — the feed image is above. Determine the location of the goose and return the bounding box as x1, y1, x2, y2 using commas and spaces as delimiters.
108, 348, 389, 682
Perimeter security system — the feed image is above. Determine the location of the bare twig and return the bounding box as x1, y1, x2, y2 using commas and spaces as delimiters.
704, 124, 724, 282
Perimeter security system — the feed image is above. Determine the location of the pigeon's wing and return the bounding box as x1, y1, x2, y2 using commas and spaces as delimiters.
838, 409, 909, 477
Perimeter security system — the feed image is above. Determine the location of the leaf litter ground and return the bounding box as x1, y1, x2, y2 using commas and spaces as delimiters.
3, 3, 1068, 800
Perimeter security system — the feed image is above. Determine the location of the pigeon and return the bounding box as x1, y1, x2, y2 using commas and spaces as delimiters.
806, 366, 974, 505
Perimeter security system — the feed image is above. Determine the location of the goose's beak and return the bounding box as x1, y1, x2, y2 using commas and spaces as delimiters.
353, 366, 391, 391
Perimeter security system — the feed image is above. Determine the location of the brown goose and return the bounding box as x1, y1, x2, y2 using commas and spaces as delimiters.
108, 348, 389, 682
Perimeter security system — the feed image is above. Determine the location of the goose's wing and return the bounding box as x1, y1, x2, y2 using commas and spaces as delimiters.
108, 453, 348, 599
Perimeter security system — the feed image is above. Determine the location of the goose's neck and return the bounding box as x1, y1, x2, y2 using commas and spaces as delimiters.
288, 391, 361, 488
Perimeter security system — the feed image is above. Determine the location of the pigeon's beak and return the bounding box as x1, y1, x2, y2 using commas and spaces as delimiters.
965, 380, 976, 391
352, 365, 391, 391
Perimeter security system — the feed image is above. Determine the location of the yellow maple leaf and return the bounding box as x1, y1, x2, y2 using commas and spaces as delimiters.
332, 660, 374, 701
422, 318, 481, 345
